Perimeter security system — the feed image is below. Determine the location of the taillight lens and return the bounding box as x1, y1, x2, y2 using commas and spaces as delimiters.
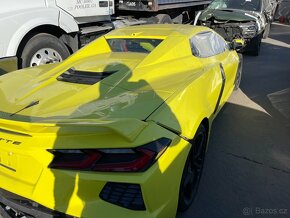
48, 138, 171, 172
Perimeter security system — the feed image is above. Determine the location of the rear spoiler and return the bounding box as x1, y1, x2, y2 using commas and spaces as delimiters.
0, 118, 148, 142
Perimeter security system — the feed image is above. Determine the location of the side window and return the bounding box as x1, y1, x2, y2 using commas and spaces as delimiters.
214, 33, 229, 53
190, 31, 228, 58
190, 31, 215, 57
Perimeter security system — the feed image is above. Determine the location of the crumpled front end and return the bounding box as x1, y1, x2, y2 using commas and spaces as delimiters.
200, 18, 259, 42
198, 8, 263, 49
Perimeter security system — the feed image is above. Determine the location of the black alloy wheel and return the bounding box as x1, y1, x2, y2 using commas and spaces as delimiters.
178, 124, 207, 212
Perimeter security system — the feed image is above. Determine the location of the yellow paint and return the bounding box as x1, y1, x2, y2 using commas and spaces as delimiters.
0, 24, 239, 217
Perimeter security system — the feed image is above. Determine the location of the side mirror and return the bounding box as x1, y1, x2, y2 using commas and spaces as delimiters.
228, 39, 244, 51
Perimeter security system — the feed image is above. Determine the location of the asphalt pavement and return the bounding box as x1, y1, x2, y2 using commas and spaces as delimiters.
179, 23, 290, 218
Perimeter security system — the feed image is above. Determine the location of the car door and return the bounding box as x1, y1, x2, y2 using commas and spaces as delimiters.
210, 32, 238, 103
190, 31, 238, 108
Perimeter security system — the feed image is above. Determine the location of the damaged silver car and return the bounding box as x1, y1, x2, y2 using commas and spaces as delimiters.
197, 0, 278, 55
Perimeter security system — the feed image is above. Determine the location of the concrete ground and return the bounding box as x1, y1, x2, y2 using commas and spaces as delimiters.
179, 23, 290, 218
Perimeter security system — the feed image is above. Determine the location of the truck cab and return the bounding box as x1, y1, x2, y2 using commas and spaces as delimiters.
0, 0, 114, 69
0, 0, 210, 72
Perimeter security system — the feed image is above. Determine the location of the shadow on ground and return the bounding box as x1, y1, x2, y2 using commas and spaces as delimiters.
178, 22, 290, 218
178, 100, 290, 218
242, 26, 290, 127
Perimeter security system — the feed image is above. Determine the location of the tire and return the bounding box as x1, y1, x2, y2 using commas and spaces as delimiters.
178, 124, 207, 212
263, 23, 271, 39
249, 35, 262, 56
155, 14, 173, 24
234, 53, 243, 90
20, 33, 70, 68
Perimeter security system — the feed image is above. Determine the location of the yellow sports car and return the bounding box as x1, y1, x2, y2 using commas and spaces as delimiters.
0, 24, 242, 218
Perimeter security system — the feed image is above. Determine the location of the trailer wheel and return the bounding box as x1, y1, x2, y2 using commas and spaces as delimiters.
156, 14, 173, 24
20, 33, 70, 68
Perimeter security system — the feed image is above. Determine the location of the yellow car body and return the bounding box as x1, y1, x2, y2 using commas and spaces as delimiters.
0, 25, 241, 217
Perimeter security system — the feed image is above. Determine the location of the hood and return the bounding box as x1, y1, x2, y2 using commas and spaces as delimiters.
200, 8, 259, 22
0, 52, 173, 123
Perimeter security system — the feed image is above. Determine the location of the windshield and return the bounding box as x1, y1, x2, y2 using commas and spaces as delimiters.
208, 0, 261, 12
107, 38, 163, 53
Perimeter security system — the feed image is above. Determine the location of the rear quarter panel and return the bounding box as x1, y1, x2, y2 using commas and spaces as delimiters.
201, 50, 239, 107
147, 58, 225, 140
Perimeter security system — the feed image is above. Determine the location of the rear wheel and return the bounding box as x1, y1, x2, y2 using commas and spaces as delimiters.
178, 124, 207, 212
20, 33, 70, 68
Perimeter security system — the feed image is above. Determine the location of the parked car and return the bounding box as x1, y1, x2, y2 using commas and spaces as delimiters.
0, 24, 242, 218
197, 0, 278, 55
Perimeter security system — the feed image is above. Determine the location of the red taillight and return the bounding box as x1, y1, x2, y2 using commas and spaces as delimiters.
49, 150, 102, 170
93, 148, 155, 172
48, 138, 171, 172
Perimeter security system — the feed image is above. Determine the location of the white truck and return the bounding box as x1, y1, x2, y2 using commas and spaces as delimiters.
0, 0, 210, 72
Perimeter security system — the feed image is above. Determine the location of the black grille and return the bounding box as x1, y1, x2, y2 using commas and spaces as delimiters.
57, 68, 116, 85
100, 182, 146, 210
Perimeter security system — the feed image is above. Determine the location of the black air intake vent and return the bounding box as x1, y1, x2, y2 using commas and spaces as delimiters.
100, 182, 146, 210
57, 68, 116, 85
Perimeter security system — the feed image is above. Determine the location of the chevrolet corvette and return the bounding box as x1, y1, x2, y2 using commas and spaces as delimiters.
0, 24, 242, 218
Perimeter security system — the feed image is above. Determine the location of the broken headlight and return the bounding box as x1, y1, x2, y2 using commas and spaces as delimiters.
239, 24, 258, 38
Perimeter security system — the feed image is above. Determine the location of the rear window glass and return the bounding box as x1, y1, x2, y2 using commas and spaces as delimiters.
107, 38, 163, 53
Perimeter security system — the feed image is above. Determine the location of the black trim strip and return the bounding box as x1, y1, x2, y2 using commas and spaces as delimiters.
214, 64, 226, 114
156, 122, 181, 136
10, 101, 39, 117
155, 122, 190, 142
0, 163, 16, 172
234, 53, 243, 86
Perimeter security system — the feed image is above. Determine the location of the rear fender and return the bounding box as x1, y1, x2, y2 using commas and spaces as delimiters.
147, 64, 223, 140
